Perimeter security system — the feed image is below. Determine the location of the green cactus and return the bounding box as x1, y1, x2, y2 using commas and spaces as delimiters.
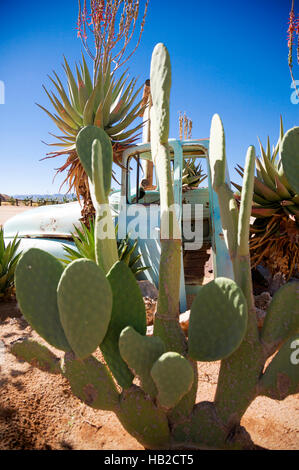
119, 326, 165, 398
208, 114, 239, 262
62, 353, 119, 411
100, 261, 146, 389
258, 334, 299, 400
92, 136, 119, 274
171, 402, 227, 450
280, 126, 299, 195
15, 249, 70, 352
117, 386, 170, 449
76, 125, 113, 196
261, 282, 299, 354
150, 352, 194, 410
11, 339, 62, 375
57, 259, 112, 359
150, 43, 186, 355
11, 44, 298, 451
188, 277, 248, 362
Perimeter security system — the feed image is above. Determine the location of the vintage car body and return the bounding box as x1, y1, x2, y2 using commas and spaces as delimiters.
3, 138, 233, 312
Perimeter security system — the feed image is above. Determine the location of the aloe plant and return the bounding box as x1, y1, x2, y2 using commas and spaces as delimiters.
182, 158, 207, 189
39, 54, 146, 225
11, 44, 298, 450
62, 219, 149, 278
0, 228, 21, 301
233, 118, 299, 280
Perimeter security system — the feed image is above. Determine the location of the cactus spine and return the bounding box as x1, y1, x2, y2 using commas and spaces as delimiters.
12, 44, 298, 450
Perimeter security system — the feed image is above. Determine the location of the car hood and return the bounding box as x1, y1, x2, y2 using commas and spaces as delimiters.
3, 202, 82, 238
3, 196, 121, 239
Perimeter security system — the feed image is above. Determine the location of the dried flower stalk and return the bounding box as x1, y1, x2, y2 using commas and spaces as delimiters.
288, 0, 299, 99
179, 112, 193, 140
77, 0, 149, 83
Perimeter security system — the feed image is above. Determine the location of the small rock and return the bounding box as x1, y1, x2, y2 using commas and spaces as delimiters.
138, 281, 158, 300
256, 308, 267, 329
143, 297, 157, 326
180, 310, 190, 336
254, 291, 272, 329
146, 325, 154, 336
269, 272, 286, 296
255, 291, 272, 311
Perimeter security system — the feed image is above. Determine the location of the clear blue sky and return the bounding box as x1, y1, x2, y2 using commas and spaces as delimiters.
0, 0, 297, 195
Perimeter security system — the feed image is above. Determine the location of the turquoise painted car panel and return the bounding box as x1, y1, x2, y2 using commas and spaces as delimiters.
4, 202, 82, 238
10, 238, 75, 261
3, 138, 234, 313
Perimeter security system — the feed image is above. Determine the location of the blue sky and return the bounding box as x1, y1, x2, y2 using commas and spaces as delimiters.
0, 0, 297, 195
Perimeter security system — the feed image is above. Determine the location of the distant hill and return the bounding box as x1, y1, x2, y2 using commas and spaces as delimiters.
0, 194, 10, 202
12, 194, 77, 201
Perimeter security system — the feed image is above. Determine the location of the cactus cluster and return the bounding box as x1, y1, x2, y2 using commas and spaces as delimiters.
11, 44, 298, 450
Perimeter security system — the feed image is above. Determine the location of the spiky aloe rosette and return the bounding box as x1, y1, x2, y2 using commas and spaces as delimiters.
39, 54, 145, 223
61, 218, 149, 278
0, 228, 21, 301
232, 118, 299, 280
182, 158, 207, 190
11, 44, 298, 450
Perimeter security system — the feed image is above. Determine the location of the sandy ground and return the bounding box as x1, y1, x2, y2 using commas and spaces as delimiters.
0, 304, 298, 450
0, 206, 33, 226
0, 205, 298, 450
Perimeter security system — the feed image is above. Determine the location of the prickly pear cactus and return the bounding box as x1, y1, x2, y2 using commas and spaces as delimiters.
62, 353, 119, 411
101, 261, 146, 389
188, 277, 248, 362
151, 352, 194, 409
76, 125, 113, 196
280, 126, 299, 194
119, 326, 165, 397
11, 43, 298, 451
11, 339, 62, 375
15, 248, 70, 352
57, 259, 112, 359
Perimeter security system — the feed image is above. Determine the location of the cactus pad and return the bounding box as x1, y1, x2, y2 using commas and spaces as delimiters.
92, 139, 106, 205
119, 326, 165, 397
15, 248, 70, 351
261, 281, 299, 348
237, 146, 256, 256
280, 126, 299, 194
150, 43, 171, 144
76, 125, 113, 196
189, 278, 248, 361
172, 402, 227, 449
101, 261, 146, 389
259, 334, 299, 400
62, 353, 119, 411
150, 352, 194, 409
11, 339, 61, 374
209, 114, 226, 190
57, 259, 112, 359
118, 386, 170, 449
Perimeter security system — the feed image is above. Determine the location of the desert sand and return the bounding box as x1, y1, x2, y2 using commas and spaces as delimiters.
0, 205, 298, 450
0, 206, 33, 226
0, 308, 298, 450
